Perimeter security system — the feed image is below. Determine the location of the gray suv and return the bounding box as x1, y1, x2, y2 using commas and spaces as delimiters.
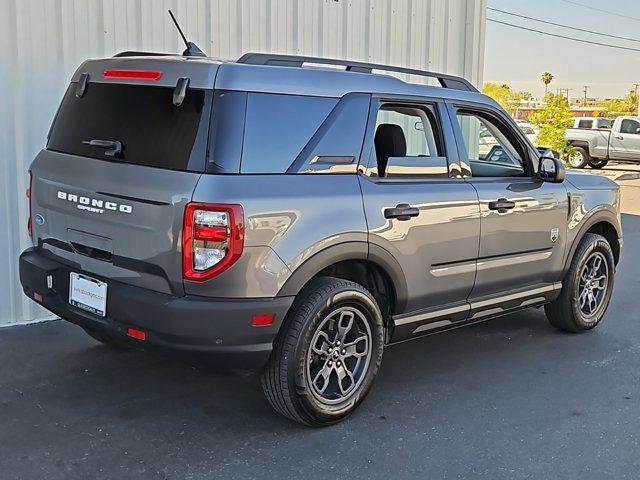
20, 52, 622, 426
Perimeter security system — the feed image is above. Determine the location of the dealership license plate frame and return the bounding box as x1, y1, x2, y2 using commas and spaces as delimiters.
69, 272, 108, 317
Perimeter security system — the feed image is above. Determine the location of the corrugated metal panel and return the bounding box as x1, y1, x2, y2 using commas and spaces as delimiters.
0, 0, 486, 326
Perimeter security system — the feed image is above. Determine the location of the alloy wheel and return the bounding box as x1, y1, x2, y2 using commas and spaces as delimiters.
578, 251, 609, 320
306, 306, 372, 405
568, 151, 585, 168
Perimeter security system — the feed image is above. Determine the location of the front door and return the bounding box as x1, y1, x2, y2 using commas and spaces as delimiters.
359, 99, 480, 338
610, 118, 640, 160
450, 106, 568, 315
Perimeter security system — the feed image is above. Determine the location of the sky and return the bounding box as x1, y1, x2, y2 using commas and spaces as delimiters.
484, 0, 640, 100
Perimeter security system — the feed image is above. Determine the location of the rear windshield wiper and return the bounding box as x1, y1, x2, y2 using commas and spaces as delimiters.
82, 139, 123, 158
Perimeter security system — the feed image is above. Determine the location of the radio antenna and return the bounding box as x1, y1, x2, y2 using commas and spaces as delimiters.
168, 9, 206, 57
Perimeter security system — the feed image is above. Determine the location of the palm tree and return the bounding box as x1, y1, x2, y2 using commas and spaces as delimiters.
541, 72, 553, 95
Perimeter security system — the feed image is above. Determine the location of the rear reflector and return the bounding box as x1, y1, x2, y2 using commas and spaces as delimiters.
126, 328, 147, 341
33, 292, 42, 303
252, 314, 275, 327
103, 69, 163, 81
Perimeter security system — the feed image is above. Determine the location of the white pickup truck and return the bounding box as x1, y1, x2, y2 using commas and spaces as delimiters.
565, 116, 640, 169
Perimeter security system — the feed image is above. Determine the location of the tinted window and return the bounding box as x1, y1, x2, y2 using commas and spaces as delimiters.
241, 93, 337, 173
577, 119, 593, 129
373, 104, 448, 178
456, 112, 525, 177
48, 83, 211, 172
620, 119, 640, 135
597, 118, 612, 129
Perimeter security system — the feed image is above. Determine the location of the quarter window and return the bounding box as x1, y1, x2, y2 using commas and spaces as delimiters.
241, 93, 337, 173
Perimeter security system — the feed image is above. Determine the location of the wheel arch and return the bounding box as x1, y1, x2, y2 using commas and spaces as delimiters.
564, 213, 621, 274
277, 242, 408, 318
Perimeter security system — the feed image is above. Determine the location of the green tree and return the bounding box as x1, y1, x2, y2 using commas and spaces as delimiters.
600, 90, 638, 117
541, 72, 553, 95
529, 93, 573, 157
483, 82, 533, 116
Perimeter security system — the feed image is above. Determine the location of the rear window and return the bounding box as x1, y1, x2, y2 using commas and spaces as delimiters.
47, 83, 212, 171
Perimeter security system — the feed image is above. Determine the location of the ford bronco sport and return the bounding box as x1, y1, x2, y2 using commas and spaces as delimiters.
20, 52, 622, 426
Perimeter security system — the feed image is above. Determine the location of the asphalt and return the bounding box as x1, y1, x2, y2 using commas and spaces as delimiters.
3, 186, 640, 480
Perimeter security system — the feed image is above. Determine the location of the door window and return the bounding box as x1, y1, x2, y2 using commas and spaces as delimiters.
577, 119, 593, 129
373, 104, 448, 178
456, 112, 525, 177
620, 119, 640, 135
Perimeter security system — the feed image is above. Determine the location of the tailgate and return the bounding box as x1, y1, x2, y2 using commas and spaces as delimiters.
31, 150, 200, 296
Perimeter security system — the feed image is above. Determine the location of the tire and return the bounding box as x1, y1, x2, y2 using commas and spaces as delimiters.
545, 233, 615, 333
261, 277, 385, 426
589, 159, 609, 169
82, 327, 132, 350
567, 146, 590, 169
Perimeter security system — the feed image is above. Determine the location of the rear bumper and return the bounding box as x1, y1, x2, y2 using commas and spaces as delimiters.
19, 248, 294, 368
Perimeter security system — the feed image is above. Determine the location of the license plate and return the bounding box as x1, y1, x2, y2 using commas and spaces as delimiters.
69, 272, 107, 317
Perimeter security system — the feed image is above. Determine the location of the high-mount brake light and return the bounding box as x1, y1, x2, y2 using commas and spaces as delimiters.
103, 69, 163, 81
27, 170, 32, 238
183, 203, 244, 281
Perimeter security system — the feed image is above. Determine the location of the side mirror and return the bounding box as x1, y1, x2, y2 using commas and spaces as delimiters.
538, 156, 565, 183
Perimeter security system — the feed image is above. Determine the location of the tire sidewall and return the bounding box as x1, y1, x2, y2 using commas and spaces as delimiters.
288, 283, 384, 424
568, 237, 615, 329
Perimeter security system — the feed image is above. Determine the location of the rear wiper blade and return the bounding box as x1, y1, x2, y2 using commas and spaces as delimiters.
82, 139, 123, 158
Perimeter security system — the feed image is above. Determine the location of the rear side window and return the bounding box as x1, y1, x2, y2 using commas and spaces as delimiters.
47, 83, 212, 172
241, 93, 338, 173
577, 119, 593, 129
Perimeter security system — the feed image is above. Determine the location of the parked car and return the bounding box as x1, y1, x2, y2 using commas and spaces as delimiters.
515, 120, 539, 145
20, 51, 622, 426
565, 116, 638, 169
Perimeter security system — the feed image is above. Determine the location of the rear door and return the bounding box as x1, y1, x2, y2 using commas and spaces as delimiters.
30, 59, 215, 296
448, 103, 568, 315
610, 118, 640, 160
359, 98, 480, 338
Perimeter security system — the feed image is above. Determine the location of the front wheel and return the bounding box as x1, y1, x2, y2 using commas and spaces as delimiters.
261, 277, 384, 426
545, 233, 615, 333
567, 147, 590, 169
589, 159, 609, 169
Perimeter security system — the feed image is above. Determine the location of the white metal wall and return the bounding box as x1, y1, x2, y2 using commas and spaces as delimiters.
0, 0, 486, 326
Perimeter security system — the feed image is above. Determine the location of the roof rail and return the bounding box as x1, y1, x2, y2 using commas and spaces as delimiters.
237, 53, 478, 92
113, 51, 173, 58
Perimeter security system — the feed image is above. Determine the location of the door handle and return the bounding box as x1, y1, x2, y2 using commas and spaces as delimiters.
615, 135, 624, 141
384, 203, 420, 221
488, 198, 516, 213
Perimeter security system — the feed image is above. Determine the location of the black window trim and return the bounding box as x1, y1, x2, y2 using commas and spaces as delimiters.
445, 101, 540, 180
358, 95, 463, 182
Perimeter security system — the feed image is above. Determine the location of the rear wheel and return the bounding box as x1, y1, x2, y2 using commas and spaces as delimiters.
589, 159, 609, 169
261, 277, 384, 426
545, 233, 615, 333
567, 147, 590, 169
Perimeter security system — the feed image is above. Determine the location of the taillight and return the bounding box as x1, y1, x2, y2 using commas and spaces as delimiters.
183, 203, 244, 281
26, 170, 32, 238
